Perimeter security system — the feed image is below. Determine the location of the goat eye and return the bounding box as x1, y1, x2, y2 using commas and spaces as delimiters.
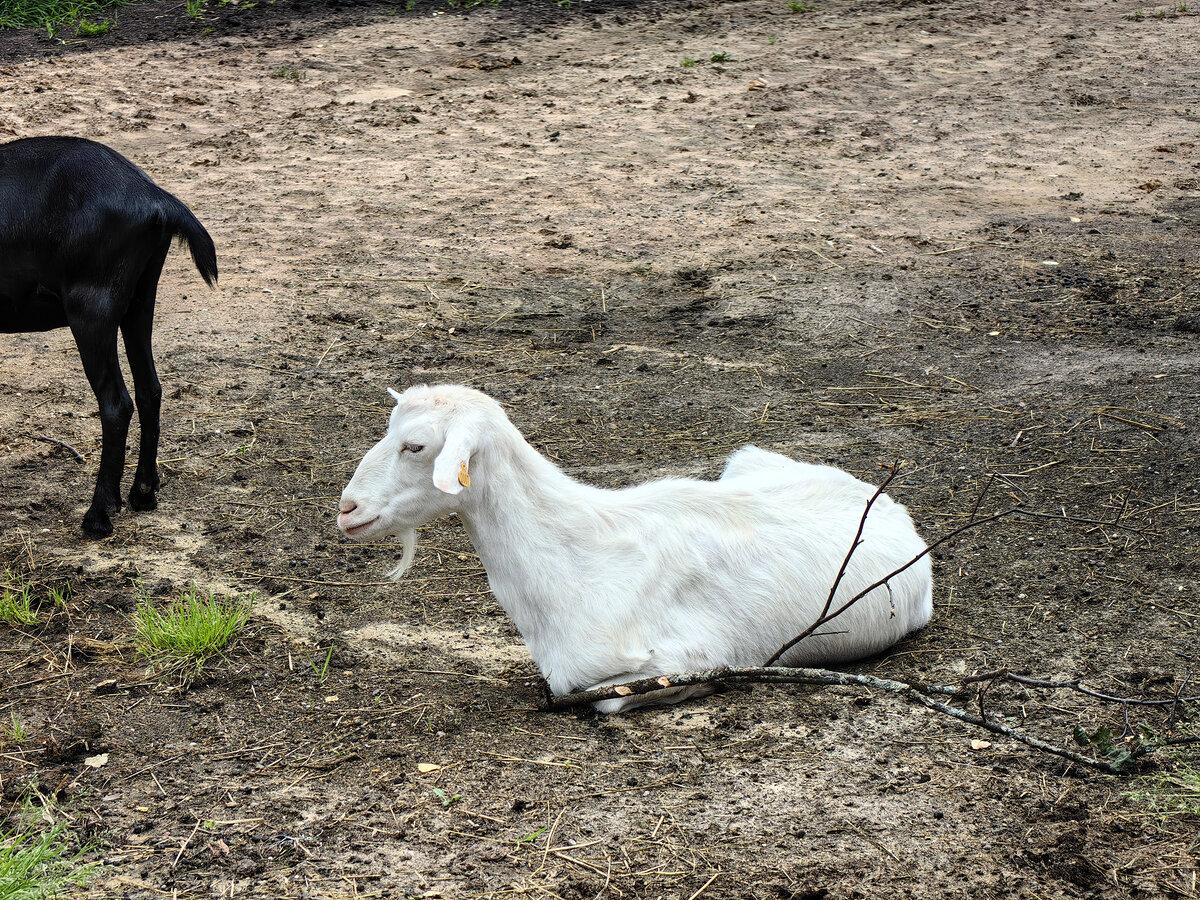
401, 442, 425, 454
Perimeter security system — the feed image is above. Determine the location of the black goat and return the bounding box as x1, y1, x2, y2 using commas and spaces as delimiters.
1, 136, 217, 537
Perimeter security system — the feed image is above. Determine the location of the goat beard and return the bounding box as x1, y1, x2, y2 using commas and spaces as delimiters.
387, 527, 418, 580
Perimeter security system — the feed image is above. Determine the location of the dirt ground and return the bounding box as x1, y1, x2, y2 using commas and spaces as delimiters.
2, 0, 1199, 896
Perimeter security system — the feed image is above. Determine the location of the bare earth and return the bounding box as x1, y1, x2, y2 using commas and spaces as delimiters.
1, 0, 1199, 897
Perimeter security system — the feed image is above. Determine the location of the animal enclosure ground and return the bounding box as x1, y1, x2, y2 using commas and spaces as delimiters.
1, 0, 1199, 897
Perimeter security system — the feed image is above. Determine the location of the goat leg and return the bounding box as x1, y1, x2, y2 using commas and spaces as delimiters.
69, 302, 132, 538
122, 254, 166, 512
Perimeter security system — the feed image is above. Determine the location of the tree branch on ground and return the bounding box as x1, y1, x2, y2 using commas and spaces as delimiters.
539, 665, 1194, 774
31, 434, 84, 463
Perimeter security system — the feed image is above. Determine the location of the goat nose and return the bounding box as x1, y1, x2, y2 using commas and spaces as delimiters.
338, 498, 358, 515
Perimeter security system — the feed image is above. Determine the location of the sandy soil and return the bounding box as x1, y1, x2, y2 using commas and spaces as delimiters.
2, 0, 1199, 897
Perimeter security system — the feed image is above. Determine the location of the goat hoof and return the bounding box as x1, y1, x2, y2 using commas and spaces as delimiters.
129, 490, 158, 512
81, 512, 114, 538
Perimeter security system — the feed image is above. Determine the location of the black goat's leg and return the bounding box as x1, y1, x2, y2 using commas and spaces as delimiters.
123, 247, 167, 511
68, 296, 134, 538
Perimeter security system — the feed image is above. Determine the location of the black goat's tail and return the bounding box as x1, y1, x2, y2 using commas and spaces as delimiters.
162, 195, 218, 288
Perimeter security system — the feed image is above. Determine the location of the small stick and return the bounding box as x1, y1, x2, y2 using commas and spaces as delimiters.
314, 337, 342, 368
969, 472, 997, 519
594, 853, 613, 900
765, 503, 1022, 666
763, 465, 898, 666
1005, 673, 1200, 707
537, 808, 565, 875
173, 818, 203, 867
1013, 508, 1148, 535
542, 667, 1133, 774
820, 464, 898, 629
686, 872, 722, 900
32, 434, 84, 463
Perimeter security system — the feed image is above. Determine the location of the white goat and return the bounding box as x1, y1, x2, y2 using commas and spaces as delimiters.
337, 385, 933, 712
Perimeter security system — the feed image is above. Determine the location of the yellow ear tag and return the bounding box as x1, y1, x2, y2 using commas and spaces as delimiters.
457, 461, 471, 488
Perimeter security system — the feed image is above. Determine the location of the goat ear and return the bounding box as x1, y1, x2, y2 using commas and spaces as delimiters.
387, 387, 404, 404
432, 425, 474, 495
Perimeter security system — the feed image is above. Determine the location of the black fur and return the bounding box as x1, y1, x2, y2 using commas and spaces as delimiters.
1, 136, 217, 537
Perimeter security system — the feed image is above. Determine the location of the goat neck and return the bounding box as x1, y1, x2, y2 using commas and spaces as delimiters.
455, 424, 614, 656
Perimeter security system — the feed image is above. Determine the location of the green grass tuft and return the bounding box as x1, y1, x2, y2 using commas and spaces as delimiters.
1, 571, 73, 629
3, 710, 30, 746
1130, 764, 1200, 820
75, 16, 112, 34
0, 0, 128, 34
0, 812, 96, 899
0, 571, 40, 629
132, 586, 254, 680
1127, 707, 1200, 825
1129, 741, 1200, 823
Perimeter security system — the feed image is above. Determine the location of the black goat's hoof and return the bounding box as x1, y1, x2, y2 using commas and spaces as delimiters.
129, 490, 158, 512
81, 513, 114, 538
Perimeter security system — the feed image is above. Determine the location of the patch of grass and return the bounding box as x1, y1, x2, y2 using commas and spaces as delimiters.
710, 51, 731, 62
788, 0, 815, 10
0, 0, 127, 33
75, 16, 110, 34
132, 586, 254, 680
1130, 756, 1200, 822
185, 0, 207, 18
681, 57, 697, 68
431, 787, 463, 808
46, 584, 70, 610
0, 808, 97, 899
1128, 708, 1200, 823
517, 826, 547, 846
272, 64, 305, 80
310, 646, 333, 685
3, 710, 30, 746
1, 710, 30, 751
1, 571, 72, 629
0, 573, 39, 628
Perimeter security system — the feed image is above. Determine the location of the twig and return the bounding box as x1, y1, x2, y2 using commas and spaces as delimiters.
1013, 508, 1148, 535
969, 473, 997, 518
761, 465, 897, 667
1005, 673, 1200, 707
593, 854, 613, 900
764, 503, 1022, 666
804, 463, 897, 645
173, 818, 203, 868
686, 872, 722, 900
1166, 670, 1194, 730
540, 666, 1136, 774
31, 434, 84, 463
537, 809, 565, 876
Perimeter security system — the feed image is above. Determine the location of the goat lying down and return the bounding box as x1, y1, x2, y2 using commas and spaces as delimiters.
338, 385, 933, 712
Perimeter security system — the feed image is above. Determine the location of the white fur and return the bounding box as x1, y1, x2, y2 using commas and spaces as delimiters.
338, 385, 933, 712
